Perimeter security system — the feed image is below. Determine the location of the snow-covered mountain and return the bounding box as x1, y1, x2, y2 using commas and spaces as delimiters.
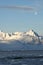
0, 29, 43, 44
0, 29, 43, 50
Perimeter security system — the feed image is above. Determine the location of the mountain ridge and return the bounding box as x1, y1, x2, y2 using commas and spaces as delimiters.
0, 29, 43, 44
0, 29, 43, 50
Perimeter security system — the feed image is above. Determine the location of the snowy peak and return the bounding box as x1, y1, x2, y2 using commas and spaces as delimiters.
0, 29, 42, 44
26, 29, 39, 37
0, 29, 39, 40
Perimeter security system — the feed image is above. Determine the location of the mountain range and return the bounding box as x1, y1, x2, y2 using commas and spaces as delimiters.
0, 29, 43, 43
0, 29, 43, 50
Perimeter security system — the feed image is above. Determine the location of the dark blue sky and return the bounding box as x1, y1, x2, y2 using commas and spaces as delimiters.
0, 0, 43, 35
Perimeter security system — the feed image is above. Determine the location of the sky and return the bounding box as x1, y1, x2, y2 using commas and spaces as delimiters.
0, 0, 43, 35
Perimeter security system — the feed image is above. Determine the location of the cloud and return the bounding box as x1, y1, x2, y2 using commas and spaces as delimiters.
0, 5, 35, 11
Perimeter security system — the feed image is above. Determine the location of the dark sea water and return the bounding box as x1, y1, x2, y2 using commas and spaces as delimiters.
0, 50, 43, 65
